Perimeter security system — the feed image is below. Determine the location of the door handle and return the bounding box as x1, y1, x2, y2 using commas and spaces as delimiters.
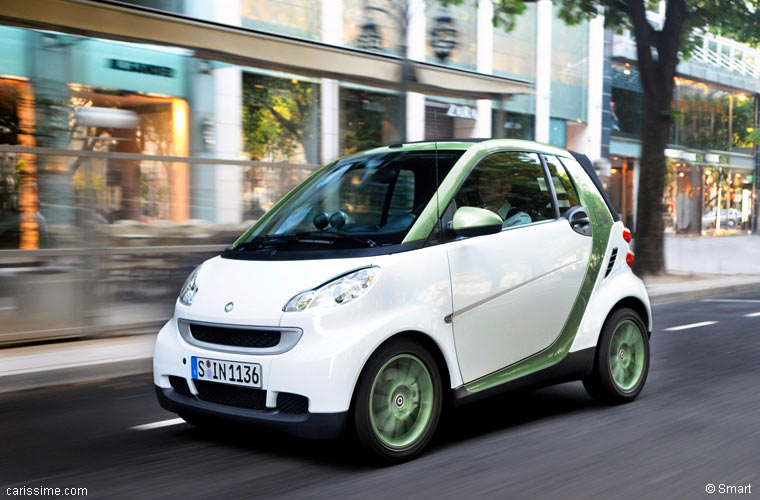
566, 206, 592, 237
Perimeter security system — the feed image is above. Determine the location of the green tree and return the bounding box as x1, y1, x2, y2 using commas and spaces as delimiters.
492, 0, 760, 276
242, 73, 320, 165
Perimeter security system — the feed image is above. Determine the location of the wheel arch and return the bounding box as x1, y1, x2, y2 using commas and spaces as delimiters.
608, 296, 651, 338
349, 330, 454, 413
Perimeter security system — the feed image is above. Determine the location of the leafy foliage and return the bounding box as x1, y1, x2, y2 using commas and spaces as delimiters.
242, 73, 319, 164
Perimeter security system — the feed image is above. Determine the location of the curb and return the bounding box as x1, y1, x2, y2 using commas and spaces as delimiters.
0, 357, 152, 394
648, 281, 760, 305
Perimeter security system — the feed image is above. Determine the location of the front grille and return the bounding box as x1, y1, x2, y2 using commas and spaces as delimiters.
189, 323, 281, 349
193, 380, 267, 410
277, 393, 309, 414
605, 248, 618, 278
169, 376, 192, 397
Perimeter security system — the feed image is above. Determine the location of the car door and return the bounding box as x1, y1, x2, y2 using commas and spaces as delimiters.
446, 151, 593, 384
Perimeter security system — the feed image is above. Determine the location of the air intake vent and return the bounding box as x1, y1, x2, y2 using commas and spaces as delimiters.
277, 393, 309, 414
169, 376, 192, 397
194, 380, 267, 411
605, 248, 618, 278
190, 324, 281, 349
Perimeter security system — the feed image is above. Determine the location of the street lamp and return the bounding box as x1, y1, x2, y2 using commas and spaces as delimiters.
356, 1, 458, 142
430, 10, 458, 62
357, 18, 383, 52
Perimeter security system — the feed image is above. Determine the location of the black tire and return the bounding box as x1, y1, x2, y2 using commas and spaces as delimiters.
583, 308, 649, 404
352, 339, 443, 463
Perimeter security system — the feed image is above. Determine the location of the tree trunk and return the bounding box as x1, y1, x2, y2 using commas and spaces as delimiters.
626, 0, 685, 277
633, 92, 671, 276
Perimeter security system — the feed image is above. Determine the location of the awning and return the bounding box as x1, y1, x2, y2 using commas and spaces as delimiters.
0, 0, 533, 100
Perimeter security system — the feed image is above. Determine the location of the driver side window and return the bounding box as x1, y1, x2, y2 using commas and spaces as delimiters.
454, 152, 555, 229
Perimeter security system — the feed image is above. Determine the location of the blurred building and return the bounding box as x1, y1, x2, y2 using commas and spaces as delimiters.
0, 0, 602, 244
606, 2, 760, 235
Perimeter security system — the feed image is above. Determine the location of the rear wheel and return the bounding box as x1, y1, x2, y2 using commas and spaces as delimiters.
353, 340, 442, 462
583, 308, 649, 404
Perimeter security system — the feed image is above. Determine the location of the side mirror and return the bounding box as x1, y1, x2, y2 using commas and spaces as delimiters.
451, 206, 503, 238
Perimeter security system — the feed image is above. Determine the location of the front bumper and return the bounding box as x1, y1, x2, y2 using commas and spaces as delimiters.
155, 385, 347, 439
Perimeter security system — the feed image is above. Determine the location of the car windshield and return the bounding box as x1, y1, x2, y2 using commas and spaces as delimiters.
233, 149, 463, 252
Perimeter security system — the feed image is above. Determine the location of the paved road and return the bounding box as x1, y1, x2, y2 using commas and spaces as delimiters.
2, 290, 760, 499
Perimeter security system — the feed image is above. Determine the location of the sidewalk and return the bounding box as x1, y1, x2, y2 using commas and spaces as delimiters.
2, 235, 760, 393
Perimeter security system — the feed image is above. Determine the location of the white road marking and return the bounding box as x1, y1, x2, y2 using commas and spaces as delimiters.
701, 299, 760, 303
744, 312, 760, 318
664, 321, 718, 332
130, 418, 186, 431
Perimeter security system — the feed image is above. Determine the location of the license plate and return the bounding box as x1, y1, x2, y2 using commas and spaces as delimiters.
191, 357, 262, 388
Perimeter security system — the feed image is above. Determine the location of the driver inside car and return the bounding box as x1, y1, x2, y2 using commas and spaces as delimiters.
477, 167, 531, 228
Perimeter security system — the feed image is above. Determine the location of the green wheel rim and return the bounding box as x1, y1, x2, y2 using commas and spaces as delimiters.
609, 320, 646, 392
369, 354, 435, 449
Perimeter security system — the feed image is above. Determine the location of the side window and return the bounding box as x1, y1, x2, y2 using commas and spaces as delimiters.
544, 155, 581, 216
454, 152, 555, 229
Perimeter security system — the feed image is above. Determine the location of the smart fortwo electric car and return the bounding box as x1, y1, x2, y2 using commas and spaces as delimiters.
154, 139, 652, 462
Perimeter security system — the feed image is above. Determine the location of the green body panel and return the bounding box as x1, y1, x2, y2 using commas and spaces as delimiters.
464, 155, 614, 393
451, 206, 503, 232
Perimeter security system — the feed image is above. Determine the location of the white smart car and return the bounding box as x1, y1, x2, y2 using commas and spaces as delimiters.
154, 139, 651, 461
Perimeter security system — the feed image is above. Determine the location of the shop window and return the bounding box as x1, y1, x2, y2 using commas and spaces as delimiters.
340, 86, 400, 154
425, 3, 477, 70
241, 0, 322, 41
551, 6, 588, 122
342, 0, 402, 56
492, 3, 537, 82
491, 109, 535, 141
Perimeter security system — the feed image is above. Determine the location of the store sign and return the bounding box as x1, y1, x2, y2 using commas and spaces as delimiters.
71, 40, 186, 97
446, 104, 478, 120
108, 59, 175, 78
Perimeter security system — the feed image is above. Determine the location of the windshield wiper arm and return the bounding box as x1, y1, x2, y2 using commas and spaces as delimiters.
233, 234, 317, 250
300, 231, 378, 248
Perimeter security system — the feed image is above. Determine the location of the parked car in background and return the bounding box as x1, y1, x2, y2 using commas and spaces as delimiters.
702, 208, 739, 229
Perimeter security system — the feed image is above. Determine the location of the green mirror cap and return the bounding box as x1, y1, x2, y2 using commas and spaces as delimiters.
452, 206, 503, 236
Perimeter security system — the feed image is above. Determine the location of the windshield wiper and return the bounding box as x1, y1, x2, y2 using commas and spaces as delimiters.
233, 233, 330, 251
298, 231, 378, 248
234, 231, 377, 251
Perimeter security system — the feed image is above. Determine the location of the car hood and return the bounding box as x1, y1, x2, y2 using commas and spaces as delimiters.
179, 255, 381, 326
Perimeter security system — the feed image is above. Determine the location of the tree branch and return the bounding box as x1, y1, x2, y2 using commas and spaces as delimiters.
267, 105, 302, 140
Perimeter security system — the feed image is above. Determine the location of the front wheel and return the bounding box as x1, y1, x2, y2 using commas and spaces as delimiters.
583, 308, 649, 404
353, 340, 442, 462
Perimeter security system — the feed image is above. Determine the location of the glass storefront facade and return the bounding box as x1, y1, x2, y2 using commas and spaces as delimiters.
425, 2, 477, 71
339, 84, 401, 154
611, 62, 758, 236
612, 64, 757, 153
550, 6, 588, 123
661, 160, 755, 234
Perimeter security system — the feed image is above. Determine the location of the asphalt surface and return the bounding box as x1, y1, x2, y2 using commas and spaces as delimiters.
2, 290, 760, 499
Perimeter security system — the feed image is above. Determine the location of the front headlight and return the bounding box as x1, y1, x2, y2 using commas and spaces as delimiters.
179, 266, 201, 306
283, 267, 380, 312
